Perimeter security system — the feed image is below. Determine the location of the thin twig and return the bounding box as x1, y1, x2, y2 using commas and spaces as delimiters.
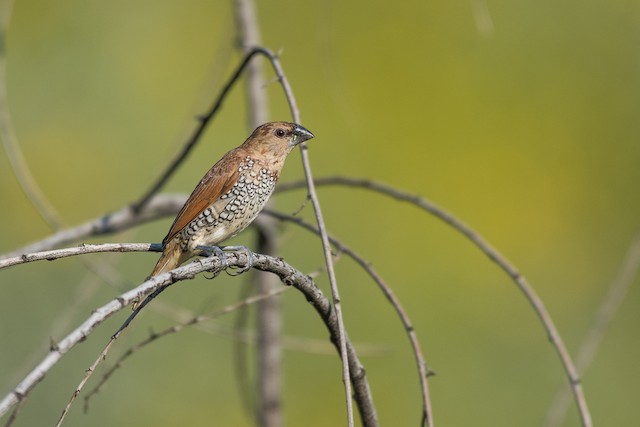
544, 233, 640, 427
2, 397, 25, 427
263, 208, 433, 426
258, 49, 355, 427
0, 243, 161, 270
84, 286, 289, 412
55, 338, 118, 427
277, 176, 593, 427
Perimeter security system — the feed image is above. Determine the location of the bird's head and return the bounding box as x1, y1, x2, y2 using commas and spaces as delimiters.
245, 122, 315, 155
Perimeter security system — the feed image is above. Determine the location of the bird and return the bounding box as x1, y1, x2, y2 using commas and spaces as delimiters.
148, 121, 314, 278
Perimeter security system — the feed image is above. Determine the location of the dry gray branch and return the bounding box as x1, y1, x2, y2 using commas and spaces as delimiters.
0, 244, 378, 427
0, 243, 158, 270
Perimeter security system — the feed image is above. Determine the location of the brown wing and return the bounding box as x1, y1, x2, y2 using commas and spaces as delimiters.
162, 149, 242, 246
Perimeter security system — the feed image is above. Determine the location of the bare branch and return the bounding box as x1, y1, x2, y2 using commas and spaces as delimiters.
0, 246, 377, 426
277, 176, 593, 427
259, 50, 355, 427
0, 243, 159, 270
263, 208, 433, 426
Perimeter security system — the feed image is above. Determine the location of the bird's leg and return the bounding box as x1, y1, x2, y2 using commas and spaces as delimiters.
221, 245, 255, 275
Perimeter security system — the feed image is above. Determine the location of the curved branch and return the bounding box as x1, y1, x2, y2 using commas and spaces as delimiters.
0, 245, 377, 427
263, 208, 433, 426
277, 176, 593, 427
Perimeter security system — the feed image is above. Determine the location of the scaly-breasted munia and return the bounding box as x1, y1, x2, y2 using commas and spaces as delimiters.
149, 121, 314, 277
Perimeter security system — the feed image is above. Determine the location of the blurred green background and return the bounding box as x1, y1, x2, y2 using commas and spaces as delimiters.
1, 0, 639, 426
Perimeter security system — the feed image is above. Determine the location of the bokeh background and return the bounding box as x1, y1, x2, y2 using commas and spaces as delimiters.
1, 1, 639, 426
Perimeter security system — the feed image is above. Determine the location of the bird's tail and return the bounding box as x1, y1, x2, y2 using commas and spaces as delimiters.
149, 238, 183, 277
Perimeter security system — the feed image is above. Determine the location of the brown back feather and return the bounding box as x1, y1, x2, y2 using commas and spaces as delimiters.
162, 148, 243, 246
161, 121, 300, 247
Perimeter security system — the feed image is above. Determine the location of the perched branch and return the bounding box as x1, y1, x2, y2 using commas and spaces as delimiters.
0, 245, 377, 427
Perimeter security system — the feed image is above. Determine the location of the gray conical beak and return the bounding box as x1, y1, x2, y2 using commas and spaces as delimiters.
291, 124, 314, 146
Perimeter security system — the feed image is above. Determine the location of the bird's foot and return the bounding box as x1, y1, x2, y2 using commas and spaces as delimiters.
221, 245, 255, 276
196, 245, 254, 275
196, 245, 229, 270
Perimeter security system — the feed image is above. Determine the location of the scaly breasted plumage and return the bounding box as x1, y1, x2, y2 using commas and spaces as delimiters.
149, 121, 314, 276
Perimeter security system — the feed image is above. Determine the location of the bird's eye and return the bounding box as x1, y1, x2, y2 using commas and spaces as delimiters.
274, 128, 286, 138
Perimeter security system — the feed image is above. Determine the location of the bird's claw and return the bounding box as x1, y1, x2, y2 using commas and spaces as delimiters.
221, 245, 255, 276
196, 245, 229, 269
196, 245, 254, 275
